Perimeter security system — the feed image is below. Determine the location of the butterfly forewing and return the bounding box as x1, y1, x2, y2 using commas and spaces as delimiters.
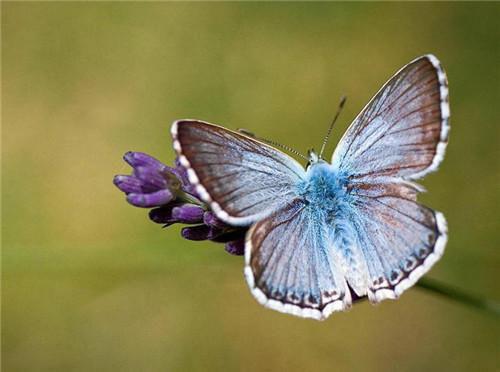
172, 120, 306, 226
332, 54, 449, 181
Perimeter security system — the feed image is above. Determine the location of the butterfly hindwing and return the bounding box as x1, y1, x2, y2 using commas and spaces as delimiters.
245, 199, 351, 320
172, 120, 306, 226
344, 182, 447, 301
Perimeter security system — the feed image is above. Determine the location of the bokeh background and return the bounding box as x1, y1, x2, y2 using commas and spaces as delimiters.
3, 2, 499, 371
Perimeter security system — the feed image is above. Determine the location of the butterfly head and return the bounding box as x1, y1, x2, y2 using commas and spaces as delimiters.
306, 148, 326, 169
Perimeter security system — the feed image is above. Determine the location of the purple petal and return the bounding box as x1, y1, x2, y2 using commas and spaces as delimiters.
124, 152, 165, 169
173, 158, 201, 197
210, 229, 246, 243
126, 189, 173, 208
181, 225, 211, 241
206, 227, 225, 240
149, 206, 177, 225
225, 239, 245, 256
133, 166, 168, 190
172, 204, 205, 223
113, 175, 143, 193
203, 211, 229, 229
174, 157, 191, 185
183, 184, 200, 198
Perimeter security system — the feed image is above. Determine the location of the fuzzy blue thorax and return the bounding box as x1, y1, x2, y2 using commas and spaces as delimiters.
297, 162, 350, 214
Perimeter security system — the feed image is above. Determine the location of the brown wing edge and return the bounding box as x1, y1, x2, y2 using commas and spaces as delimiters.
368, 210, 448, 302
409, 54, 450, 180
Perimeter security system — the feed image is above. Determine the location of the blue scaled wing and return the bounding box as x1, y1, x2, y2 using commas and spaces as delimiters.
245, 199, 352, 320
345, 183, 447, 302
331, 55, 449, 301
171, 120, 306, 226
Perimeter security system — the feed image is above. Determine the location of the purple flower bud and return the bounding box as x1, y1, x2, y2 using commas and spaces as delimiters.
181, 225, 229, 241
113, 175, 144, 194
174, 157, 191, 185
133, 166, 168, 190
127, 189, 173, 208
115, 152, 188, 209
172, 204, 205, 224
124, 151, 165, 169
181, 225, 211, 241
206, 227, 224, 240
115, 151, 250, 255
149, 205, 177, 225
173, 157, 199, 197
203, 211, 229, 229
210, 229, 246, 243
225, 239, 245, 256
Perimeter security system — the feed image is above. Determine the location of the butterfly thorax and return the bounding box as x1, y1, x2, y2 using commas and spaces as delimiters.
297, 162, 350, 212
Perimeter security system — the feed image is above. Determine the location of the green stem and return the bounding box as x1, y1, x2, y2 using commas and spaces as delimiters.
416, 277, 500, 317
177, 190, 206, 208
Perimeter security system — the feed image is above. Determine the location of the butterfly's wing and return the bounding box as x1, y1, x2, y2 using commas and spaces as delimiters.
245, 199, 352, 320
332, 54, 449, 181
331, 55, 449, 301
339, 183, 447, 301
171, 120, 306, 226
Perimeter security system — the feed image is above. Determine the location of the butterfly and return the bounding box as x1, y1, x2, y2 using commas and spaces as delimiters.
171, 54, 449, 320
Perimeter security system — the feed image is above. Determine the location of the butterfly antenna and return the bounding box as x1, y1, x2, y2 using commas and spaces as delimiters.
238, 129, 309, 161
319, 96, 347, 159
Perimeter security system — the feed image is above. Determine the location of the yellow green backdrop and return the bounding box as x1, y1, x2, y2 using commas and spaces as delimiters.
3, 3, 499, 371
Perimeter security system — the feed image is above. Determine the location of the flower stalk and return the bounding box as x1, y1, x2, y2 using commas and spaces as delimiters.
416, 277, 500, 317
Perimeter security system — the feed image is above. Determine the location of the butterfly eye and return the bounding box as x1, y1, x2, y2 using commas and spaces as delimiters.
307, 149, 319, 164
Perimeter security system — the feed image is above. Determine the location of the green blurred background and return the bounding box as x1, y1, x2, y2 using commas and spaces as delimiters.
3, 2, 499, 371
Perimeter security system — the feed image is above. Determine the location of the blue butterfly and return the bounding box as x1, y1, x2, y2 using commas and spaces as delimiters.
171, 54, 449, 320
